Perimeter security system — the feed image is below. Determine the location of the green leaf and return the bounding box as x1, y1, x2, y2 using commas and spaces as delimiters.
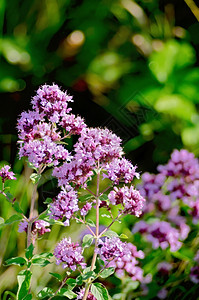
97, 258, 105, 267
99, 194, 109, 201
32, 252, 53, 259
49, 272, 62, 281
66, 278, 76, 290
57, 288, 77, 299
103, 230, 118, 238
78, 194, 93, 202
43, 197, 52, 204
5, 214, 23, 225
37, 287, 54, 299
82, 271, 96, 281
17, 270, 32, 300
82, 234, 94, 248
5, 192, 13, 202
100, 267, 115, 279
25, 244, 34, 260
76, 275, 83, 285
27, 162, 38, 171
119, 234, 128, 239
5, 257, 27, 267
86, 219, 95, 227
32, 258, 51, 267
30, 173, 41, 185
12, 202, 24, 214
91, 283, 109, 300
23, 295, 32, 300
0, 217, 4, 224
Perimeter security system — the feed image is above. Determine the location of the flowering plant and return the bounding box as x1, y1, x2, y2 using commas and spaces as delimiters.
0, 84, 146, 300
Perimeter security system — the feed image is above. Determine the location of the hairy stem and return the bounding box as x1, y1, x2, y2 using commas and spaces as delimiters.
27, 182, 39, 248
82, 163, 100, 300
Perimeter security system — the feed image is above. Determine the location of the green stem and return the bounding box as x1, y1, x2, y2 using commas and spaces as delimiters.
48, 275, 68, 300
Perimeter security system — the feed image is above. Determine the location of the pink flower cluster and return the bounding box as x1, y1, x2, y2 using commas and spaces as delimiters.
54, 237, 86, 271
0, 165, 16, 183
53, 127, 124, 188
103, 158, 140, 184
17, 84, 86, 169
18, 219, 51, 236
49, 186, 79, 226
138, 149, 199, 230
96, 237, 128, 262
77, 288, 96, 300
108, 186, 145, 217
108, 242, 146, 282
133, 220, 184, 252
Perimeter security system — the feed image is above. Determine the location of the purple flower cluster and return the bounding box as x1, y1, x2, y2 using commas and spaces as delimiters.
108, 186, 145, 217
190, 251, 199, 284
133, 221, 184, 252
54, 237, 86, 271
103, 158, 139, 184
139, 149, 199, 228
19, 136, 71, 168
17, 84, 86, 169
0, 165, 16, 183
158, 149, 199, 180
108, 242, 146, 282
53, 127, 124, 188
96, 237, 128, 262
31, 84, 73, 122
80, 202, 92, 216
75, 127, 123, 163
77, 288, 96, 300
18, 219, 51, 236
49, 187, 79, 226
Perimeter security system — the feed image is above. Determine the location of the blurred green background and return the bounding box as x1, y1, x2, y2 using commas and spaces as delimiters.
1, 0, 199, 297
1, 0, 199, 170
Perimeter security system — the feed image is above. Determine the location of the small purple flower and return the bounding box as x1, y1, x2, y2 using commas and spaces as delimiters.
77, 288, 96, 300
190, 266, 199, 284
158, 149, 199, 181
139, 173, 165, 200
18, 219, 51, 235
31, 84, 73, 123
108, 186, 145, 217
157, 288, 168, 299
157, 262, 172, 275
96, 237, 129, 262
80, 202, 92, 216
133, 221, 183, 252
74, 127, 123, 164
60, 114, 86, 135
54, 237, 86, 271
19, 136, 71, 168
0, 165, 16, 183
103, 158, 139, 184
49, 187, 79, 226
108, 242, 146, 282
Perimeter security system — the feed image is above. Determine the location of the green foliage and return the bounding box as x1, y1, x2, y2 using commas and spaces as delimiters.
99, 267, 115, 279
30, 173, 41, 185
17, 270, 32, 300
91, 283, 109, 300
25, 244, 34, 260
82, 234, 94, 248
5, 257, 27, 267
